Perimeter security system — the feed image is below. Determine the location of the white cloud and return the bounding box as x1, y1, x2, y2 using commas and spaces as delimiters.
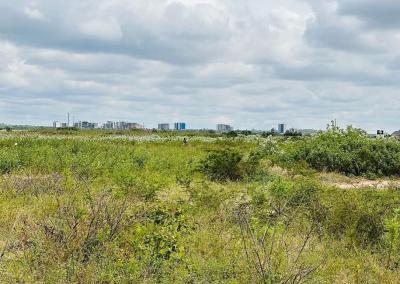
79, 18, 123, 41
0, 0, 399, 132
24, 4, 46, 21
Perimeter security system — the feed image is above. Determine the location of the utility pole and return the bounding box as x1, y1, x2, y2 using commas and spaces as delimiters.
67, 113, 70, 127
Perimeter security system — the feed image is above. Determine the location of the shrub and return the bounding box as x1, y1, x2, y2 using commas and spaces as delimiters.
261, 130, 278, 137
284, 129, 302, 137
130, 204, 191, 280
198, 148, 243, 181
384, 209, 400, 268
237, 179, 325, 283
225, 131, 238, 138
0, 149, 20, 174
352, 212, 384, 248
241, 151, 264, 178
14, 186, 130, 282
290, 126, 400, 177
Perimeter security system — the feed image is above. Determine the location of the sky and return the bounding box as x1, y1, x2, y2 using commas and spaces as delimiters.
0, 0, 399, 132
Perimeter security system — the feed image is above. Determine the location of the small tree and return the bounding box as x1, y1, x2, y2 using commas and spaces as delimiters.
226, 131, 238, 138
284, 129, 302, 137
262, 129, 278, 137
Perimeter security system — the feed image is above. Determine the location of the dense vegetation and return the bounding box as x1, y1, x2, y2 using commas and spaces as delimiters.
274, 126, 400, 177
0, 129, 400, 282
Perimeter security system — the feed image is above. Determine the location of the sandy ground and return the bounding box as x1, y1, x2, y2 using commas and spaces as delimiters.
318, 172, 400, 190
267, 164, 400, 190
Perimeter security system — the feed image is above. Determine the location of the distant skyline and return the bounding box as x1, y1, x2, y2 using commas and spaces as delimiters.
0, 1, 399, 132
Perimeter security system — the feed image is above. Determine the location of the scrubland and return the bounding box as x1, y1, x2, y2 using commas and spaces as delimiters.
1, 127, 400, 283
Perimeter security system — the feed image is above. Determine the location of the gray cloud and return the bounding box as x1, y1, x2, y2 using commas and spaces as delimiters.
0, 0, 399, 132
338, 0, 400, 29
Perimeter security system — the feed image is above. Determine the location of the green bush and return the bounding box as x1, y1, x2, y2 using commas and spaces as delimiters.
225, 131, 238, 138
352, 212, 384, 248
198, 148, 243, 181
290, 127, 400, 176
384, 209, 400, 268
0, 149, 20, 174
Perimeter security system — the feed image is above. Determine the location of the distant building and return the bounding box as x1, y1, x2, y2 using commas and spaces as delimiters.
217, 124, 233, 132
53, 121, 70, 128
74, 121, 98, 129
114, 122, 122, 130
103, 121, 143, 130
174, 122, 186, 131
392, 130, 400, 139
158, 123, 170, 131
125, 122, 143, 130
103, 121, 115, 130
115, 121, 126, 130
278, 123, 286, 134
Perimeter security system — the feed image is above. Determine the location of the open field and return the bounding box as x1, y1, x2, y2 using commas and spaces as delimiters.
1, 128, 400, 283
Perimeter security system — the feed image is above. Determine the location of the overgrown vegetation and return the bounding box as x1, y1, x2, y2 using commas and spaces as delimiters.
198, 148, 243, 181
268, 126, 400, 177
0, 129, 400, 282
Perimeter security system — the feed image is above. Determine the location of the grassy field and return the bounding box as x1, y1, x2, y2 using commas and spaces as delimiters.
1, 128, 400, 283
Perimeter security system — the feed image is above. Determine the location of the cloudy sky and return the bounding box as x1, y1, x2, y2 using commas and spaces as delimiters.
0, 0, 399, 131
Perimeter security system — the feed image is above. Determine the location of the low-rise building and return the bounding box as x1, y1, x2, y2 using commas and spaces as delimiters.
53, 121, 71, 128
217, 124, 233, 132
103, 121, 143, 130
74, 121, 98, 129
376, 130, 385, 139
125, 122, 143, 130
158, 123, 170, 131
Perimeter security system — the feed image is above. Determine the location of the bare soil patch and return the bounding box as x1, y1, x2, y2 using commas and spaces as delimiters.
319, 172, 400, 190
